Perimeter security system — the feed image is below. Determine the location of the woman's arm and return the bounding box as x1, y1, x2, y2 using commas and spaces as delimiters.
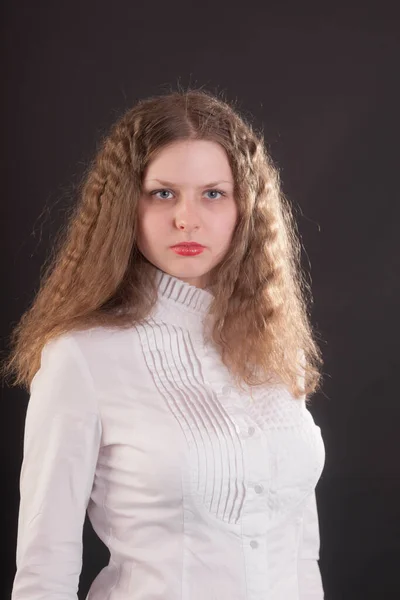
297, 491, 325, 600
11, 334, 102, 600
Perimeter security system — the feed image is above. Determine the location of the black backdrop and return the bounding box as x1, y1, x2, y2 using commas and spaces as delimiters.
3, 2, 400, 599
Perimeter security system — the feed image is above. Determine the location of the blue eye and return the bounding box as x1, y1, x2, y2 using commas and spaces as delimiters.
205, 189, 225, 200
152, 189, 174, 200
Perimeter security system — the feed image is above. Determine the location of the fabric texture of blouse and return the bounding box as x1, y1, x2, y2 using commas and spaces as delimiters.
12, 267, 326, 600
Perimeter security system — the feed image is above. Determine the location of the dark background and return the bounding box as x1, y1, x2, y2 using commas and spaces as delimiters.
3, 2, 400, 599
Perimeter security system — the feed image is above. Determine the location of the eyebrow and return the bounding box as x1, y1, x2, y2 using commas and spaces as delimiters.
145, 178, 234, 188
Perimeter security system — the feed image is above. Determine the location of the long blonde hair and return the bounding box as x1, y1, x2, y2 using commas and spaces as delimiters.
2, 88, 324, 399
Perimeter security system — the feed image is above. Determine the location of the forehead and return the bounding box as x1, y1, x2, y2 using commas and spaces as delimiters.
144, 139, 234, 185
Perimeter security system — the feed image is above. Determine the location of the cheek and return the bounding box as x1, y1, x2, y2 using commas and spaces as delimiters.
213, 207, 238, 241
138, 210, 163, 241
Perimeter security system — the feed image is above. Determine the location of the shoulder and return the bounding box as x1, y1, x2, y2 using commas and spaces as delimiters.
60, 325, 146, 393
30, 325, 143, 417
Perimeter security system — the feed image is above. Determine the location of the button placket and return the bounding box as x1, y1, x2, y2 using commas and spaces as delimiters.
239, 419, 270, 595
221, 384, 231, 395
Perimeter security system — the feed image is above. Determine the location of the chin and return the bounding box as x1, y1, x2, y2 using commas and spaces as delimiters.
164, 262, 211, 286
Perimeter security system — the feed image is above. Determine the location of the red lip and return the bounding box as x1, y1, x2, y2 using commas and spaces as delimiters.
171, 242, 205, 248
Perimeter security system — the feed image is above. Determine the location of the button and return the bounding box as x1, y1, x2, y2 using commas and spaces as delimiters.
250, 540, 259, 549
221, 385, 231, 395
254, 484, 264, 494
248, 426, 255, 436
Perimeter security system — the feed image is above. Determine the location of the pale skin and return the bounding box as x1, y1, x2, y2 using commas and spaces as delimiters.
137, 139, 238, 289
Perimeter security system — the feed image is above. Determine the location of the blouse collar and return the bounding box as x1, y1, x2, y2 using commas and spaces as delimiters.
152, 267, 215, 335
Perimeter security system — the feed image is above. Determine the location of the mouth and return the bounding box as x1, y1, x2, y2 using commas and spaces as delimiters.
170, 242, 206, 249
170, 243, 206, 256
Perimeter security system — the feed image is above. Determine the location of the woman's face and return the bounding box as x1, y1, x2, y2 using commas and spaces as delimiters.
137, 139, 238, 289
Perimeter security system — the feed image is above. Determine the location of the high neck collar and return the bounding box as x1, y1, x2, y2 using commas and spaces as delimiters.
149, 268, 215, 338
154, 267, 214, 316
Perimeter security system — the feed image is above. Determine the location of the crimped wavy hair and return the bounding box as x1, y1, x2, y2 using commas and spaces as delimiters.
2, 88, 323, 399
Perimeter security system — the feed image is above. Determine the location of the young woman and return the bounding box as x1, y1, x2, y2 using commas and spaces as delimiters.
6, 88, 326, 599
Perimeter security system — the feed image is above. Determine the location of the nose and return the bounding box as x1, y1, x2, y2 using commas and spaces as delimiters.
174, 197, 200, 232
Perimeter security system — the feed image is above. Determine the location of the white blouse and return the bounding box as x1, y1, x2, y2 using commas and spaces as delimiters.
12, 268, 326, 600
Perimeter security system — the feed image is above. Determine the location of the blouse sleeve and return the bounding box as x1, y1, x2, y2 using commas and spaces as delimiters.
11, 334, 102, 600
297, 491, 325, 599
